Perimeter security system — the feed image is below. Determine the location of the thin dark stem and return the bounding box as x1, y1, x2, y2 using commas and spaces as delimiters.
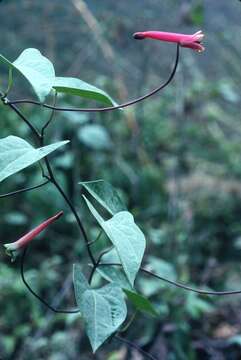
98, 263, 241, 296
88, 246, 113, 284
41, 92, 57, 137
1, 89, 96, 307
88, 264, 98, 285
20, 247, 79, 314
0, 93, 41, 140
7, 45, 180, 113
114, 335, 157, 360
39, 98, 96, 267
140, 267, 241, 296
1, 90, 96, 267
0, 180, 49, 199
44, 157, 96, 267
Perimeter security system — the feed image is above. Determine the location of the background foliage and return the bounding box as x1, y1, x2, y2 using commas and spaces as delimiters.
1, 0, 241, 359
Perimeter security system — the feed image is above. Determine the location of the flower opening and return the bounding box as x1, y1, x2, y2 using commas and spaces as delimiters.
133, 30, 205, 52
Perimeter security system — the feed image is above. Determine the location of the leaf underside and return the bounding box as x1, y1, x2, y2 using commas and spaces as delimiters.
0, 136, 69, 183
81, 179, 126, 215
73, 265, 127, 352
83, 196, 146, 286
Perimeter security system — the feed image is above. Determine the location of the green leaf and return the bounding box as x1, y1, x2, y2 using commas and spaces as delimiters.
53, 77, 117, 106
97, 248, 133, 291
78, 125, 112, 150
81, 180, 126, 215
97, 250, 157, 317
73, 265, 90, 297
83, 195, 104, 226
83, 197, 146, 286
73, 265, 127, 352
124, 290, 158, 317
0, 48, 55, 102
102, 212, 146, 286
6, 68, 13, 95
0, 136, 69, 183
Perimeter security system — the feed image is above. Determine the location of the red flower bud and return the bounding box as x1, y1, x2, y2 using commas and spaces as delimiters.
4, 211, 63, 260
133, 30, 205, 53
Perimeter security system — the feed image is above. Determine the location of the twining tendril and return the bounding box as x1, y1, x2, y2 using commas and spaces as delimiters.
6, 44, 180, 113
20, 247, 80, 314
99, 263, 241, 296
0, 42, 207, 360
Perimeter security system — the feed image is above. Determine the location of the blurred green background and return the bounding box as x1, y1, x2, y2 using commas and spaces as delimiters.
1, 0, 241, 359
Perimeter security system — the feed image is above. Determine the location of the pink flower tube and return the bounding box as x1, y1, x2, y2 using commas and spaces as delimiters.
4, 211, 63, 259
133, 30, 205, 52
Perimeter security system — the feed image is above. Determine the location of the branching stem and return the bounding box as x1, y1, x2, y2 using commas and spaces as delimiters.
0, 45, 182, 325
0, 93, 96, 311
88, 246, 113, 284
0, 180, 49, 198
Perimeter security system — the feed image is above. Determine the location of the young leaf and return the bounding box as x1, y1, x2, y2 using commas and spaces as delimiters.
0, 136, 69, 183
0, 48, 55, 102
83, 196, 146, 286
124, 290, 158, 317
80, 179, 126, 215
53, 77, 117, 106
97, 248, 133, 291
73, 265, 127, 353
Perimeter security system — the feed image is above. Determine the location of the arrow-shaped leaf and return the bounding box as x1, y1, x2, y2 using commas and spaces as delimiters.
0, 136, 69, 183
0, 48, 55, 102
81, 180, 126, 215
83, 196, 146, 286
73, 265, 127, 352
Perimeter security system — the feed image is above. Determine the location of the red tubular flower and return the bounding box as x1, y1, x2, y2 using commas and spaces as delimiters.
4, 211, 63, 259
133, 30, 205, 52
